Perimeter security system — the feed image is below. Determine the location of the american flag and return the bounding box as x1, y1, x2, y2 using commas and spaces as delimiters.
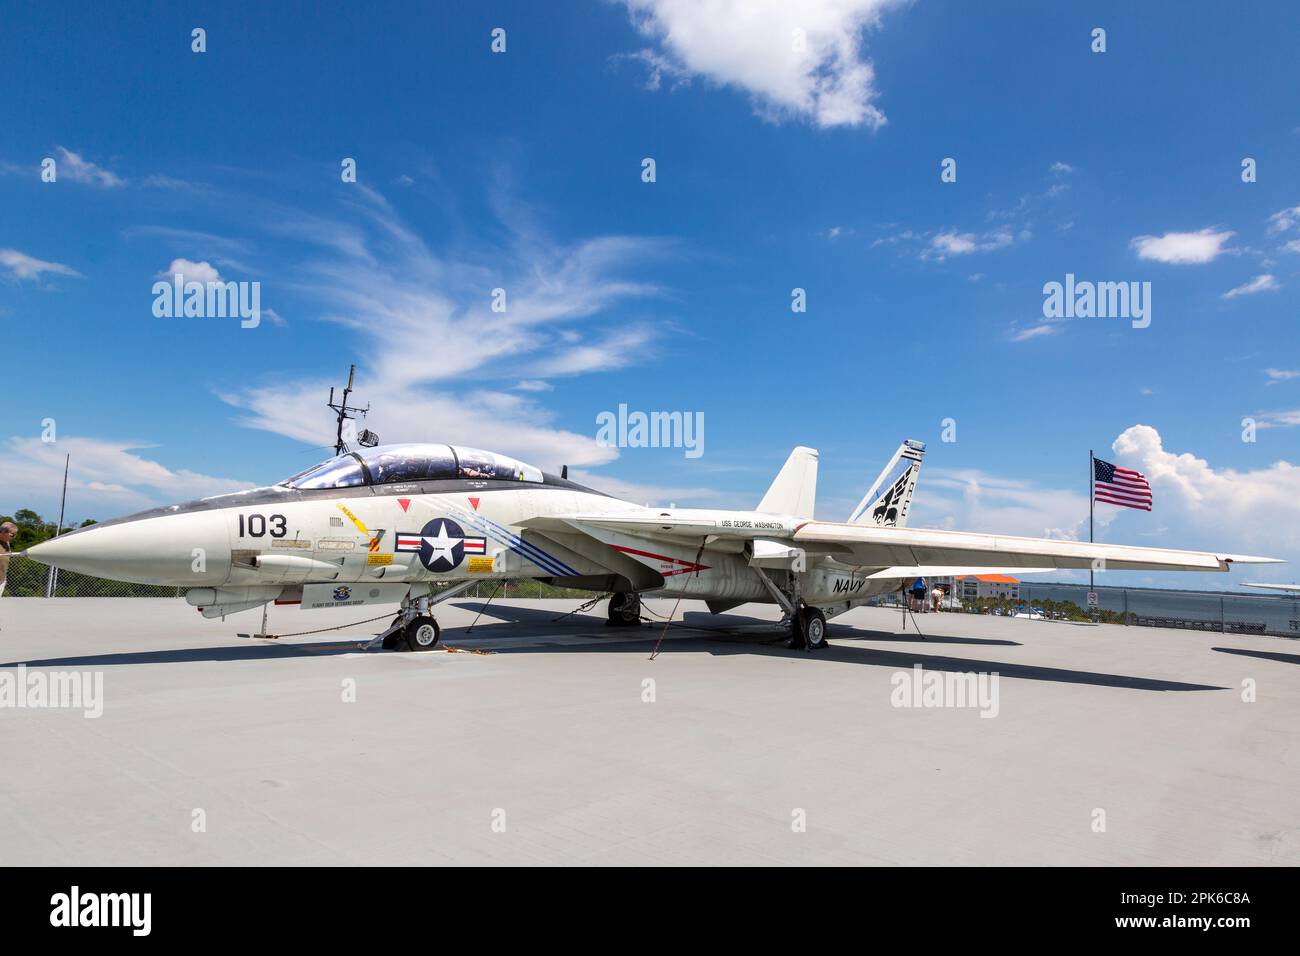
1093, 457, 1152, 511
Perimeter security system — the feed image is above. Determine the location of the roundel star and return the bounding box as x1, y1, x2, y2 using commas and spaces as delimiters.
421, 520, 462, 570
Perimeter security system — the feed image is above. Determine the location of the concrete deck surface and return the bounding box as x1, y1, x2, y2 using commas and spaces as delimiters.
0, 598, 1296, 866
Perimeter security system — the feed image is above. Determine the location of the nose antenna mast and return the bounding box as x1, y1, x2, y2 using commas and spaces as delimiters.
327, 364, 377, 454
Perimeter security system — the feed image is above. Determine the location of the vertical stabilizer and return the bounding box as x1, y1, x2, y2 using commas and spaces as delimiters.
757, 447, 818, 518
848, 439, 925, 526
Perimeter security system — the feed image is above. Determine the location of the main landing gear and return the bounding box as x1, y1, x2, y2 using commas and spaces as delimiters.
607, 591, 642, 627
378, 597, 443, 651
788, 603, 827, 651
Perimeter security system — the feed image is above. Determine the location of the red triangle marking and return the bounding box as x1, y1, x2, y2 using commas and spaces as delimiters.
468, 497, 480, 511
398, 499, 411, 512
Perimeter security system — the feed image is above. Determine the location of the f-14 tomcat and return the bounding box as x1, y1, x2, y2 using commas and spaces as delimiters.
24, 439, 1279, 651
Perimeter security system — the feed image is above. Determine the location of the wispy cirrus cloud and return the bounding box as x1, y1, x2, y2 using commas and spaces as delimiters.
912, 467, 1090, 541
926, 228, 1016, 260
1222, 274, 1279, 299
3, 436, 253, 515
220, 183, 676, 471
873, 225, 1024, 262
1010, 323, 1060, 343
1266, 204, 1300, 235
1265, 368, 1300, 386
53, 146, 124, 187
0, 248, 81, 281
1251, 409, 1300, 429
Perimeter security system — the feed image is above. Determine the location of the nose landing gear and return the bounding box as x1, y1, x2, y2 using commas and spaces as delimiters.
403, 615, 441, 650
373, 590, 456, 651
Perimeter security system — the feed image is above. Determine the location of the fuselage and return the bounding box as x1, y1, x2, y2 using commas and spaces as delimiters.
27, 471, 897, 616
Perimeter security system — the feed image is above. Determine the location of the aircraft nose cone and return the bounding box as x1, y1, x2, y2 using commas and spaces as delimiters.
26, 511, 232, 586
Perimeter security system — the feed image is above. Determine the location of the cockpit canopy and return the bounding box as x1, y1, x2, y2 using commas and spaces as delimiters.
281, 443, 544, 490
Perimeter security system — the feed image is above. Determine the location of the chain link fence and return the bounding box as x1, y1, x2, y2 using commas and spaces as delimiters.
2, 554, 183, 598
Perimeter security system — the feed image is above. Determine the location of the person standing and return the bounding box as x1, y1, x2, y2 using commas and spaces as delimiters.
0, 521, 17, 597
910, 576, 927, 613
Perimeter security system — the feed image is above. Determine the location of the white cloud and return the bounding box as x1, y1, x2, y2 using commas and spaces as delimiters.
54, 146, 124, 187
3, 436, 254, 516
617, 0, 903, 129
924, 228, 1014, 260
0, 249, 81, 281
512, 380, 554, 393
1265, 368, 1300, 386
157, 258, 221, 284
220, 186, 673, 472
1222, 274, 1280, 299
912, 468, 1089, 541
1252, 409, 1300, 429
1266, 204, 1300, 235
1130, 228, 1234, 264
1111, 424, 1300, 561
913, 426, 1300, 584
1010, 323, 1060, 343
1050, 161, 1074, 173
1283, 239, 1300, 254
568, 469, 724, 507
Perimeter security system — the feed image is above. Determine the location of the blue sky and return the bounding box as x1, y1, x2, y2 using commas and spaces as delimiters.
3, 0, 1300, 587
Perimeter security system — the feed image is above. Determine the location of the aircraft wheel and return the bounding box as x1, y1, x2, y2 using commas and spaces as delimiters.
788, 609, 806, 648
801, 606, 828, 649
607, 592, 641, 627
381, 615, 405, 649
404, 616, 441, 651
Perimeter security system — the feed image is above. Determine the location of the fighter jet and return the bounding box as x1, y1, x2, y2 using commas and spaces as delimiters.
23, 439, 1280, 650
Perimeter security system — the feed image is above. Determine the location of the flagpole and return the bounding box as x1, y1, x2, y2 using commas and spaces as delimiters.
1089, 449, 1095, 593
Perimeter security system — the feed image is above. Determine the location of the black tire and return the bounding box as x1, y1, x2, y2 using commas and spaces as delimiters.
607, 592, 641, 627
788, 609, 806, 648
381, 615, 404, 650
404, 616, 441, 651
801, 606, 828, 649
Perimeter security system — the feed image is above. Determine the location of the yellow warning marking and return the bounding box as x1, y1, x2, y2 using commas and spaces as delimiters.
367, 553, 393, 566
335, 503, 369, 535
467, 556, 495, 574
